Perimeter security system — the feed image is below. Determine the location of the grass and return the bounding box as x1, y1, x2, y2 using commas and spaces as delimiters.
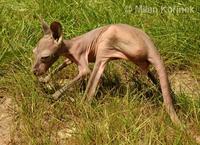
0, 0, 200, 144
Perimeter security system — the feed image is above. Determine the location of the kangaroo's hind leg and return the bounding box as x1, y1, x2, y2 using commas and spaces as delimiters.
136, 60, 161, 92
147, 71, 161, 92
136, 60, 163, 97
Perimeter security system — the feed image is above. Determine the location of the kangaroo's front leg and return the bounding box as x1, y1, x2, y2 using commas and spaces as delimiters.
52, 66, 90, 99
83, 59, 108, 102
52, 59, 72, 75
39, 59, 72, 83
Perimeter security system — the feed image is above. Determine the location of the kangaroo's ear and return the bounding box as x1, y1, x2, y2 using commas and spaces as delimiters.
40, 18, 51, 35
50, 21, 62, 40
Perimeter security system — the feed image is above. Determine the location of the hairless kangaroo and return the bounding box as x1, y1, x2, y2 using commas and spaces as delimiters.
32, 19, 180, 125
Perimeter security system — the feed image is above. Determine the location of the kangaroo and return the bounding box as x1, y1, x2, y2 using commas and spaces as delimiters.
32, 19, 180, 125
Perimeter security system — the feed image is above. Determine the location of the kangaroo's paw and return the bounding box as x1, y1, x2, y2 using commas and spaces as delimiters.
52, 91, 62, 100
38, 75, 51, 83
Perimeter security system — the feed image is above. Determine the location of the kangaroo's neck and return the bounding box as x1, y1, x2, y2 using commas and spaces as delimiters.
58, 37, 84, 63
58, 37, 80, 55
58, 39, 72, 55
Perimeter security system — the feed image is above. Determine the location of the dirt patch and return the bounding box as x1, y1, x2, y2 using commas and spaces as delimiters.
0, 92, 14, 145
170, 71, 200, 98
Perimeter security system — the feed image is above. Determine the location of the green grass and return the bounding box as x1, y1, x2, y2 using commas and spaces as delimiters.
0, 0, 200, 144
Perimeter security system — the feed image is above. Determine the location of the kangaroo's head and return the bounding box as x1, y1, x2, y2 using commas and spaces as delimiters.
32, 19, 63, 76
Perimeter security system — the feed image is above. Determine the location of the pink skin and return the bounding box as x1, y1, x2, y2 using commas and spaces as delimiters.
32, 19, 180, 125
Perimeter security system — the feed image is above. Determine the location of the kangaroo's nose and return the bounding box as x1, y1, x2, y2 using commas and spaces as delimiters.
32, 69, 37, 76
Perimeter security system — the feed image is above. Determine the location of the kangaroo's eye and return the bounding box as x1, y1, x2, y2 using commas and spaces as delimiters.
41, 55, 51, 62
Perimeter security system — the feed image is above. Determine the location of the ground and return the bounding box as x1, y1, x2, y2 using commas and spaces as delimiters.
0, 91, 13, 145
0, 70, 199, 144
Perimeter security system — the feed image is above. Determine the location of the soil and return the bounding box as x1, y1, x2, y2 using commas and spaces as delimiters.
0, 92, 14, 145
170, 71, 200, 98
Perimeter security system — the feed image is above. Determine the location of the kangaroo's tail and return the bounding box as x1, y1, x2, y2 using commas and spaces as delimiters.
148, 48, 200, 144
141, 26, 200, 141
147, 50, 181, 125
